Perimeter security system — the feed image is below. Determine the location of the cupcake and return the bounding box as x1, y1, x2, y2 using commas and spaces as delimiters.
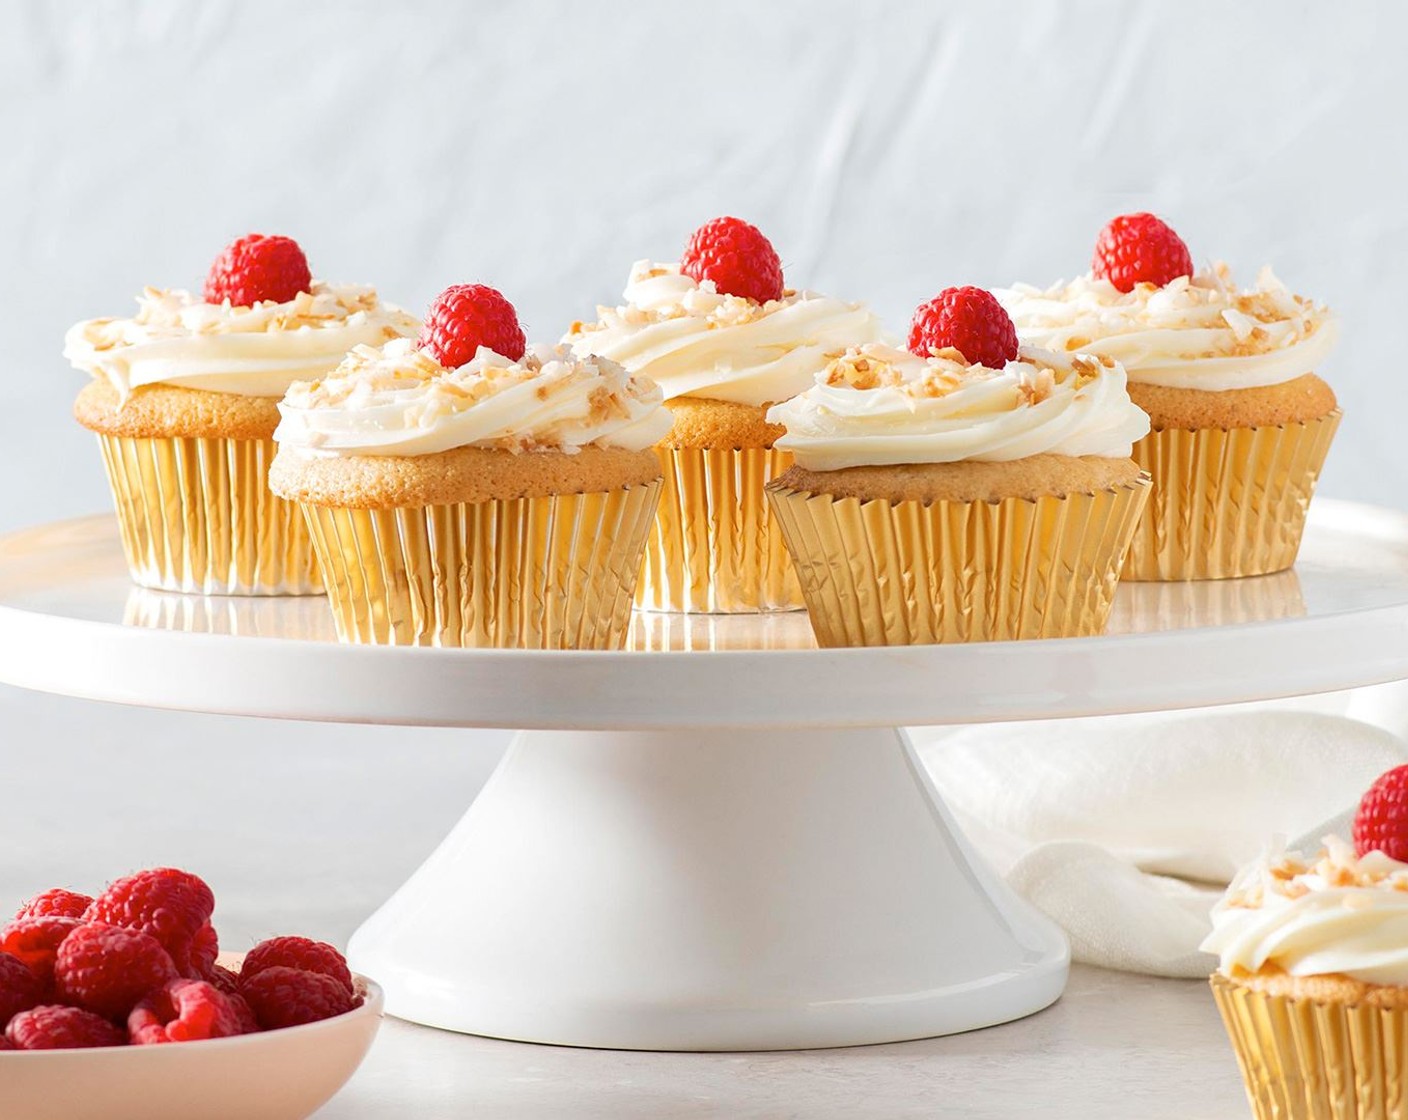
1203, 765, 1408, 1120
270, 283, 669, 648
764, 286, 1151, 646
565, 216, 885, 613
997, 213, 1340, 581
65, 234, 418, 594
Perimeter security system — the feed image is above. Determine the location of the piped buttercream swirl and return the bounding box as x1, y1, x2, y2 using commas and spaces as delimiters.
564, 261, 887, 406
994, 264, 1336, 391
765, 342, 1150, 472
64, 283, 420, 400
274, 339, 672, 458
1201, 836, 1408, 986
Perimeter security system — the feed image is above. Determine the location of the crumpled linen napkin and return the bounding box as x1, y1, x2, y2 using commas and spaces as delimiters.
909, 688, 1408, 978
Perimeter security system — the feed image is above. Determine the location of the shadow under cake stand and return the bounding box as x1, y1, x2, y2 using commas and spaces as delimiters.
2, 500, 1407, 1052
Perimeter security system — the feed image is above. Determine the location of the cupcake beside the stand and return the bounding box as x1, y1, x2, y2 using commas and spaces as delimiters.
64, 234, 419, 595
997, 213, 1340, 581
270, 283, 670, 649
565, 216, 886, 613
764, 286, 1151, 646
1202, 765, 1408, 1120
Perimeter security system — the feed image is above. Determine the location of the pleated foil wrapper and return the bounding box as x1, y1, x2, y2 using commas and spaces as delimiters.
299, 481, 661, 648
1211, 973, 1408, 1120
765, 475, 1151, 647
637, 445, 804, 614
1123, 410, 1341, 581
97, 434, 322, 596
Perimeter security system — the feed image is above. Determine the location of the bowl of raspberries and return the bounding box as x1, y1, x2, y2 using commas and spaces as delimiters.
0, 867, 383, 1120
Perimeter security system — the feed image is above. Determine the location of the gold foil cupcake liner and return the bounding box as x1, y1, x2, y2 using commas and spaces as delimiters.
97, 434, 322, 596
639, 445, 803, 614
1124, 411, 1341, 581
1211, 974, 1408, 1120
299, 481, 661, 648
766, 476, 1150, 646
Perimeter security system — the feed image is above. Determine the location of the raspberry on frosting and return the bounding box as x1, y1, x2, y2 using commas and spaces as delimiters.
1091, 212, 1194, 294
680, 216, 784, 305
1355, 765, 1408, 862
418, 283, 527, 367
204, 233, 313, 307
908, 287, 1019, 370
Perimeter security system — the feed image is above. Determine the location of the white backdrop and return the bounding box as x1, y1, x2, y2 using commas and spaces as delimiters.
1, 0, 1404, 944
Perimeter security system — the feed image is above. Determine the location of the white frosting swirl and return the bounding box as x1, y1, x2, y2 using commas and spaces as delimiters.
274, 339, 672, 458
994, 264, 1337, 391
564, 261, 887, 406
64, 283, 420, 400
1202, 836, 1408, 986
765, 342, 1150, 471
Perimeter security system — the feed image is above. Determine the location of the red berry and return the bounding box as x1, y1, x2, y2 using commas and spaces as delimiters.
0, 917, 81, 989
240, 936, 353, 996
55, 924, 178, 1021
204, 233, 312, 307
1354, 765, 1408, 862
227, 990, 260, 1035
86, 868, 214, 974
128, 979, 250, 1044
207, 964, 242, 997
14, 889, 93, 922
181, 922, 219, 980
680, 216, 784, 304
417, 284, 526, 367
1091, 212, 1194, 294
908, 286, 1019, 369
6, 1005, 125, 1050
240, 965, 355, 1030
0, 951, 42, 1026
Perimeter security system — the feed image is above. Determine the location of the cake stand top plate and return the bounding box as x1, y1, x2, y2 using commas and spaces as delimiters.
1, 501, 1406, 730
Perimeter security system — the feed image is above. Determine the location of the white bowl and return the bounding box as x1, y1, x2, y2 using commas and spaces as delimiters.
0, 970, 383, 1120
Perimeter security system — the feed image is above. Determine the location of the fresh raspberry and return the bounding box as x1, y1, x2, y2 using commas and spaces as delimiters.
240, 965, 355, 1030
240, 936, 353, 996
0, 917, 81, 989
0, 951, 42, 1026
417, 284, 526, 367
207, 964, 242, 997
168, 921, 220, 980
204, 233, 312, 307
128, 978, 250, 1044
680, 216, 784, 304
86, 868, 215, 973
1354, 765, 1408, 861
1091, 212, 1194, 294
6, 1005, 125, 1050
227, 990, 260, 1035
55, 923, 178, 1020
908, 286, 1019, 369
14, 889, 93, 922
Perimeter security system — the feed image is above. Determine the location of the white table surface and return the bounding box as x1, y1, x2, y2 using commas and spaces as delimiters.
0, 686, 1249, 1118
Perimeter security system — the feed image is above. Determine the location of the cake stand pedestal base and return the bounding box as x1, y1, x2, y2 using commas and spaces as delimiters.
347, 726, 1069, 1051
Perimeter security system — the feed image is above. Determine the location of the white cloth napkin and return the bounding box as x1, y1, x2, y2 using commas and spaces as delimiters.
910, 687, 1408, 978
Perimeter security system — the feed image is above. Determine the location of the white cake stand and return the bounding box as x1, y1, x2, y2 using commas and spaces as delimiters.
3, 499, 1408, 1052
